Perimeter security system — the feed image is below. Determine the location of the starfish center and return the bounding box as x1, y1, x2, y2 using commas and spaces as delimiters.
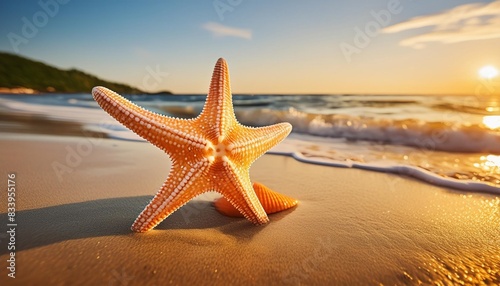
215, 142, 227, 157
204, 140, 232, 162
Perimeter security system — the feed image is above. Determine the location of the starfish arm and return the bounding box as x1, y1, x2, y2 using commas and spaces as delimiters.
198, 58, 237, 142
131, 158, 211, 232
228, 122, 292, 164
213, 161, 269, 224
92, 86, 205, 153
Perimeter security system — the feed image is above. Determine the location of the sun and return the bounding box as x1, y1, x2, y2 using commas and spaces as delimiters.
479, 65, 499, 79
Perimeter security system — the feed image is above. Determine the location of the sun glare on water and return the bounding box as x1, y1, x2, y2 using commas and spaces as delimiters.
479, 65, 499, 79
485, 155, 500, 168
476, 155, 500, 173
483, 116, 500, 129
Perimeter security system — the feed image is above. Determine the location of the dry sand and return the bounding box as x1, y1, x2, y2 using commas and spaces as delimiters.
0, 134, 499, 285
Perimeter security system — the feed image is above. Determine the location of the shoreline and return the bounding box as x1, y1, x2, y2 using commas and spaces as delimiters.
1, 94, 499, 194
0, 134, 499, 284
271, 149, 500, 195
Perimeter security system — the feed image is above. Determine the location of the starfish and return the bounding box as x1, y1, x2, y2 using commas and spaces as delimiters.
92, 58, 293, 232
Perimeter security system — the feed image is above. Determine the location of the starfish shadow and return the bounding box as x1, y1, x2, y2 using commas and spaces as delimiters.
0, 196, 294, 254
156, 200, 297, 240
217, 208, 297, 239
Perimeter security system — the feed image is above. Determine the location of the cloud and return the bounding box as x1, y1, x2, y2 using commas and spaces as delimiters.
382, 1, 500, 48
202, 22, 252, 40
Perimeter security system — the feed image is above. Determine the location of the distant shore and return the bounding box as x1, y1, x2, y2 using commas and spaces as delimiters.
0, 52, 172, 95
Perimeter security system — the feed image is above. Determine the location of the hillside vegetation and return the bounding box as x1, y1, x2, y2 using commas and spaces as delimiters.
0, 52, 170, 94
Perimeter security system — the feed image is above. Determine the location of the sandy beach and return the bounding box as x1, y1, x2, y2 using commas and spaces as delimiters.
2, 0, 499, 284
0, 133, 499, 285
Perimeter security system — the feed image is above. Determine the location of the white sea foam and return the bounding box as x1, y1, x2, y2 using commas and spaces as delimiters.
269, 134, 500, 194
236, 108, 500, 154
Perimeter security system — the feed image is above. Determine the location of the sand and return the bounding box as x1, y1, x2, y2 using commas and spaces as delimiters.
0, 133, 499, 285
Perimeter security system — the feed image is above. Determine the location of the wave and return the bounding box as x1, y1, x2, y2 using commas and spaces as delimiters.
3, 97, 499, 155
235, 108, 500, 154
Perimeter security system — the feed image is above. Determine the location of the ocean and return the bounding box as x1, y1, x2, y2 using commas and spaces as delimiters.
1, 93, 499, 193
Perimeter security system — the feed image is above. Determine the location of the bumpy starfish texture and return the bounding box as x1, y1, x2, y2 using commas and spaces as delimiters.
92, 58, 292, 232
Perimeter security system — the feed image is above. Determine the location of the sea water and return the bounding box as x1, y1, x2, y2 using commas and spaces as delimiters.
0, 93, 499, 193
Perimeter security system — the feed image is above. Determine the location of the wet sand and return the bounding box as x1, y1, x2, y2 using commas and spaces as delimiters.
0, 134, 499, 285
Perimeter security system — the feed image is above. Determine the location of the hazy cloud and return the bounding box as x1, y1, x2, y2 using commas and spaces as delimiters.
382, 1, 500, 48
202, 22, 252, 40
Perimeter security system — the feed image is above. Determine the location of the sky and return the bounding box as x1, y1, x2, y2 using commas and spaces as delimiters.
1, 0, 499, 95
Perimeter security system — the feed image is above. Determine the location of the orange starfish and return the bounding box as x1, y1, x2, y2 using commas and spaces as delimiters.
93, 58, 294, 232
